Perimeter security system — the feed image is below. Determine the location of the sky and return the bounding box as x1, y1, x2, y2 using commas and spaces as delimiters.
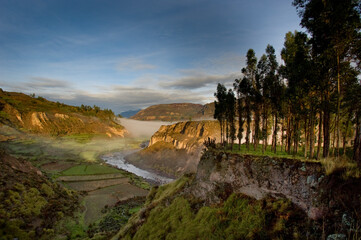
0, 0, 303, 113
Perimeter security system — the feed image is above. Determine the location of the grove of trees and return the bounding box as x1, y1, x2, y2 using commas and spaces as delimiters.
214, 0, 361, 165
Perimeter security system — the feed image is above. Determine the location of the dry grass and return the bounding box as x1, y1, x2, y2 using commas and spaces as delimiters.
320, 156, 361, 178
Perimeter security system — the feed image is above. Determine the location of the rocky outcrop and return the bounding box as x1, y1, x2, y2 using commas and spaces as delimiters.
126, 121, 220, 177
190, 150, 329, 220
0, 90, 127, 137
149, 120, 220, 153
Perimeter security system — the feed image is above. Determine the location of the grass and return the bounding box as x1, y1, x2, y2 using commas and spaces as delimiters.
219, 143, 361, 178
125, 193, 305, 240
60, 164, 122, 176
224, 143, 305, 160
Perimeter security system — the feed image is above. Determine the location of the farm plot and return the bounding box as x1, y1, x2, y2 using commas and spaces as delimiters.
84, 183, 148, 224
58, 163, 149, 225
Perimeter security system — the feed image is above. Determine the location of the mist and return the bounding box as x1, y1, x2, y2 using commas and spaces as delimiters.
116, 118, 174, 138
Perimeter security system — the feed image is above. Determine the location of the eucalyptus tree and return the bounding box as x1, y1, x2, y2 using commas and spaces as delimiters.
293, 0, 361, 157
226, 89, 236, 150
234, 78, 245, 150
214, 83, 227, 145
281, 31, 313, 156
241, 49, 258, 150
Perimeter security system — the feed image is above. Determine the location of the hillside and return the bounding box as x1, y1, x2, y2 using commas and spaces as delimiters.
116, 150, 361, 240
0, 89, 127, 137
125, 120, 221, 177
0, 151, 79, 239
120, 109, 141, 118
130, 103, 214, 121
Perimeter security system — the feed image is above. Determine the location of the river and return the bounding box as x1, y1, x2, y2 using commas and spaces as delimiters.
101, 150, 174, 185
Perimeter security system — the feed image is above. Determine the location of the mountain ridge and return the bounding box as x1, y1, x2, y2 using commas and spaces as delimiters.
130, 102, 215, 121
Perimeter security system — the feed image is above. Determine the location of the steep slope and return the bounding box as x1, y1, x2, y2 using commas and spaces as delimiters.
0, 151, 79, 239
130, 103, 214, 121
0, 89, 126, 137
125, 120, 220, 177
116, 150, 361, 240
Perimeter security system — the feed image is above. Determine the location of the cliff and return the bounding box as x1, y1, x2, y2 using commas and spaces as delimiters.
0, 90, 127, 137
116, 150, 361, 239
125, 120, 220, 177
149, 120, 220, 152
130, 102, 214, 121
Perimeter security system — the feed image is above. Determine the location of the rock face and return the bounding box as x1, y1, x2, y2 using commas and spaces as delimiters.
126, 121, 221, 177
190, 150, 327, 220
0, 90, 127, 137
149, 120, 221, 153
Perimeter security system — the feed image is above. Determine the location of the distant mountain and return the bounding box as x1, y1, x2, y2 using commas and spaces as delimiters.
130, 102, 215, 121
0, 89, 127, 137
120, 109, 141, 118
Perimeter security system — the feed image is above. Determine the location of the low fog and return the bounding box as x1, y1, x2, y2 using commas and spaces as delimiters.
116, 118, 174, 138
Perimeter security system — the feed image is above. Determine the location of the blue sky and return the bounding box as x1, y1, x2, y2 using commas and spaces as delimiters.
0, 0, 302, 113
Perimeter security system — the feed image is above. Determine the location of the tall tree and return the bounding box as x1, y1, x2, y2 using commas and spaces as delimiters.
214, 83, 227, 145
241, 49, 258, 150
293, 0, 361, 158
234, 79, 245, 150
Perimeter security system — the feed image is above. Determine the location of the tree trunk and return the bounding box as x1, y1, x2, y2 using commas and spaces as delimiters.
343, 111, 352, 156
304, 116, 308, 158
281, 118, 284, 152
317, 109, 323, 159
273, 113, 278, 153
287, 114, 292, 154
254, 106, 260, 151
332, 114, 337, 156
309, 109, 315, 159
323, 109, 330, 158
353, 112, 361, 166
238, 98, 241, 151
246, 100, 251, 151
336, 52, 341, 157
293, 120, 299, 155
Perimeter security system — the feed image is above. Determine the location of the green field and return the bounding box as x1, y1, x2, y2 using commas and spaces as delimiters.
61, 164, 122, 176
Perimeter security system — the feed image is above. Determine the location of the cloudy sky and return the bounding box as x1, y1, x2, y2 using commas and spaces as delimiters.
0, 0, 302, 113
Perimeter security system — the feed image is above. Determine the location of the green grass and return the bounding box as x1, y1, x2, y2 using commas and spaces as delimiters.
224, 143, 305, 160
125, 193, 304, 240
61, 164, 121, 176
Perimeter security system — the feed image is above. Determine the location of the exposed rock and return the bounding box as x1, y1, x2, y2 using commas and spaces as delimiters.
327, 234, 347, 240
0, 90, 127, 137
126, 121, 220, 177
189, 150, 328, 220
149, 120, 220, 153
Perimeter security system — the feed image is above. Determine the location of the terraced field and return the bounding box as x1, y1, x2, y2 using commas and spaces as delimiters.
57, 164, 149, 224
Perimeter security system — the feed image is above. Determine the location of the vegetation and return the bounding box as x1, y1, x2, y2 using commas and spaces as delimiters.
215, 0, 361, 166
131, 103, 214, 121
61, 164, 122, 176
87, 197, 145, 239
119, 174, 309, 240
0, 153, 79, 240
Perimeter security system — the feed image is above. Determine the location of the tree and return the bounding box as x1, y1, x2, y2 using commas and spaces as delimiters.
226, 89, 236, 150
293, 0, 361, 157
214, 83, 227, 145
241, 49, 258, 151
234, 79, 245, 150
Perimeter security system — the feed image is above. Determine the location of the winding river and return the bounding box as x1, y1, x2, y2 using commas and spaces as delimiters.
101, 150, 174, 185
